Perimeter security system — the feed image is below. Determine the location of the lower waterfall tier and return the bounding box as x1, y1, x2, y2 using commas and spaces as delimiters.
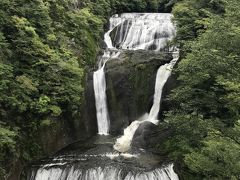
25, 136, 178, 180
29, 165, 178, 180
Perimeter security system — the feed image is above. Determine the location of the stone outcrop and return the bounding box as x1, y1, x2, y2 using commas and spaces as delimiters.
105, 50, 173, 135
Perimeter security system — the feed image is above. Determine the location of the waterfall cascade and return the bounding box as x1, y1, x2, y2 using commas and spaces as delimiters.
26, 13, 179, 180
94, 13, 176, 135
148, 52, 179, 120
29, 163, 178, 180
27, 144, 179, 180
93, 51, 120, 135
113, 51, 179, 153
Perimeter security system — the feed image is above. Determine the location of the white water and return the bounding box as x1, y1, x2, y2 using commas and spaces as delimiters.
113, 113, 149, 152
148, 52, 179, 121
93, 14, 122, 135
94, 13, 176, 135
93, 20, 122, 135
112, 13, 178, 153
30, 164, 178, 180
111, 13, 176, 51
28, 13, 179, 180
93, 51, 119, 135
113, 51, 179, 153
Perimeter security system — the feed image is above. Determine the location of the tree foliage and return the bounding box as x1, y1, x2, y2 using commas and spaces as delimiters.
162, 0, 240, 179
0, 0, 94, 178
0, 0, 178, 178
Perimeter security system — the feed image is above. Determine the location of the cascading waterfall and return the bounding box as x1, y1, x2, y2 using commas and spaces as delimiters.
93, 51, 120, 135
29, 164, 178, 180
93, 22, 120, 135
148, 52, 179, 121
27, 13, 179, 180
113, 51, 179, 153
112, 13, 175, 51
93, 53, 110, 135
112, 13, 178, 153
94, 13, 176, 135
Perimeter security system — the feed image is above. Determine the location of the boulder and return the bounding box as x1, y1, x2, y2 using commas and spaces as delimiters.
131, 121, 158, 149
132, 121, 173, 153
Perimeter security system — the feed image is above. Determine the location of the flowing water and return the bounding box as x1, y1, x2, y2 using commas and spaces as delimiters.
93, 51, 120, 135
113, 52, 179, 153
29, 164, 178, 180
110, 13, 175, 50
148, 52, 179, 122
94, 13, 176, 135
26, 136, 179, 180
26, 13, 179, 180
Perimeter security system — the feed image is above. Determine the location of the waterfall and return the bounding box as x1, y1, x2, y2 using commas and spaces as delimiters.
94, 13, 175, 135
148, 52, 179, 121
27, 13, 179, 180
112, 13, 175, 51
93, 22, 120, 135
113, 51, 179, 153
112, 13, 178, 153
93, 50, 121, 135
113, 113, 149, 152
93, 52, 111, 135
29, 164, 178, 180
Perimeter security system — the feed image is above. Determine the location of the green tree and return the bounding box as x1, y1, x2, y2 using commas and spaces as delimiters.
163, 0, 240, 178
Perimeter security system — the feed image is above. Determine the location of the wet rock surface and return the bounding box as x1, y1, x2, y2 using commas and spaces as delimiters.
131, 121, 174, 155
24, 136, 176, 180
105, 50, 172, 135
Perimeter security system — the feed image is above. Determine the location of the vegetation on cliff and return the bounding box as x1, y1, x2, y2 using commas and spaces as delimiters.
1, 0, 239, 179
0, 0, 175, 178
162, 0, 240, 179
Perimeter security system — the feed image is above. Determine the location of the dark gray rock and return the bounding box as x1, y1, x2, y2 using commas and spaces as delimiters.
105, 50, 172, 135
132, 121, 173, 153
81, 71, 98, 137
131, 121, 158, 149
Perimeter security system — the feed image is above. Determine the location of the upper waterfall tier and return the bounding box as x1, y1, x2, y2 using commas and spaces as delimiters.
106, 13, 176, 51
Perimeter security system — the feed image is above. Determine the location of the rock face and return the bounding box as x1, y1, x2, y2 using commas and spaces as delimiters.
131, 121, 158, 149
13, 73, 98, 180
80, 71, 98, 137
38, 71, 98, 156
132, 121, 173, 153
35, 50, 175, 154
22, 49, 174, 179
105, 50, 172, 135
